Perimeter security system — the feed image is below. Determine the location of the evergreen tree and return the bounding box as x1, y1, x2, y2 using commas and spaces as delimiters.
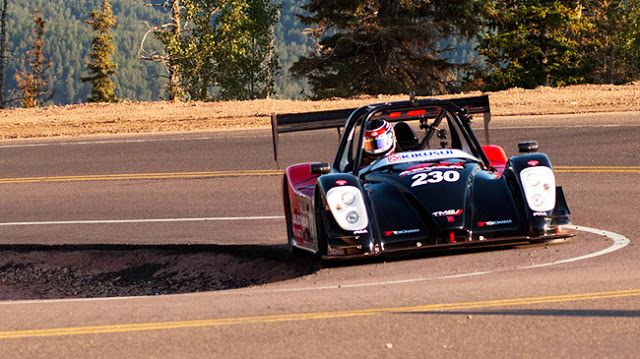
290, 0, 486, 98
83, 0, 118, 102
0, 0, 310, 104
15, 9, 51, 108
6, 1, 167, 105
629, 0, 640, 78
585, 0, 640, 83
479, 1, 590, 89
273, 0, 313, 99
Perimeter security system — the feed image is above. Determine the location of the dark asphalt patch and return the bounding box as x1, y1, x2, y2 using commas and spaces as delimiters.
0, 244, 317, 300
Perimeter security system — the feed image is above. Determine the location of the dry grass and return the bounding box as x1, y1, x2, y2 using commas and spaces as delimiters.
1, 83, 639, 140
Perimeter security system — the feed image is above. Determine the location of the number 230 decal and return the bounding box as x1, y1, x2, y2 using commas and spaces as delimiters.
411, 171, 460, 187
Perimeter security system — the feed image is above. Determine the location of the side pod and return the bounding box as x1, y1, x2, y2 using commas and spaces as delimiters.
510, 153, 568, 235
314, 174, 374, 257
551, 186, 571, 227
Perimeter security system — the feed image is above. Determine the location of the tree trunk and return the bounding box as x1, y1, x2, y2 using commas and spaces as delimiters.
168, 0, 182, 101
0, 0, 8, 108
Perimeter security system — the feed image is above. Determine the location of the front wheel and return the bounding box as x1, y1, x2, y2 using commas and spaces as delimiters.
314, 199, 329, 259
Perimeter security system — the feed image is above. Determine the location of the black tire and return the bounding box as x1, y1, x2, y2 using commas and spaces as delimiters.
283, 179, 298, 258
314, 197, 329, 259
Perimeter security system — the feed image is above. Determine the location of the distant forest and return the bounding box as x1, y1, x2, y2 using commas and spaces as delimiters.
5, 0, 314, 104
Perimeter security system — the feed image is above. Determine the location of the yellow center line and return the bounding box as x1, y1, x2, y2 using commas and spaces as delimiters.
555, 166, 640, 173
555, 166, 640, 169
556, 170, 640, 173
0, 170, 284, 184
0, 166, 637, 184
1, 288, 639, 340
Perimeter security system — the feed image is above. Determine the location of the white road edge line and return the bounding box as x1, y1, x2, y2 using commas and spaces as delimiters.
0, 225, 630, 305
519, 225, 630, 269
257, 225, 630, 295
0, 216, 285, 226
0, 135, 261, 149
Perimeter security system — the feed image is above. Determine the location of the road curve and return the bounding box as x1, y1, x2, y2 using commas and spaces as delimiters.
0, 112, 639, 358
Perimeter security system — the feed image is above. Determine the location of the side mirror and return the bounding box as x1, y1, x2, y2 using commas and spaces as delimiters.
518, 141, 539, 153
310, 162, 331, 175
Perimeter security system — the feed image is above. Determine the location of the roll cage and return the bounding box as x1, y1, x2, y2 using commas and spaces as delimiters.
332, 99, 491, 175
270, 95, 492, 171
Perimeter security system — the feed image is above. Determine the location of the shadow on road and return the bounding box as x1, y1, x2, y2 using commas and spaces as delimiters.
0, 238, 571, 300
0, 243, 318, 300
321, 239, 567, 268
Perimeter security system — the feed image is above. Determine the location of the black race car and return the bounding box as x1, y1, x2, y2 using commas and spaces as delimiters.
271, 95, 572, 259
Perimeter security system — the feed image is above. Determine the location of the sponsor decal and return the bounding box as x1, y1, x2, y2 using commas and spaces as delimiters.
371, 149, 479, 172
353, 229, 368, 235
384, 229, 421, 237
432, 209, 464, 217
533, 211, 548, 217
335, 180, 347, 186
292, 212, 310, 242
477, 219, 513, 227
399, 163, 464, 177
388, 149, 455, 163
399, 164, 433, 177
528, 160, 539, 167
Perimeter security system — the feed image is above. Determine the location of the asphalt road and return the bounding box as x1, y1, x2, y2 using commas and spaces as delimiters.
0, 112, 639, 358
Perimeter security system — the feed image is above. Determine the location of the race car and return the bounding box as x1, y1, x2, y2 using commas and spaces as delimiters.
271, 95, 572, 260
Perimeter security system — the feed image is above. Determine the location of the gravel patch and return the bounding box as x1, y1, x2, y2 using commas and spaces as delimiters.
0, 245, 317, 300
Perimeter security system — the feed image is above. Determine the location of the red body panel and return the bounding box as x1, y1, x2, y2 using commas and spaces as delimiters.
284, 163, 320, 247
285, 163, 318, 197
482, 145, 508, 177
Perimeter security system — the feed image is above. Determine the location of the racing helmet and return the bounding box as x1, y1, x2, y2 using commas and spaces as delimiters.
364, 119, 395, 156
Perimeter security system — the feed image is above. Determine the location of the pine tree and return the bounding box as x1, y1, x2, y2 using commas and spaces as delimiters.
83, 0, 118, 103
479, 1, 591, 89
290, 1, 486, 99
585, 0, 640, 83
15, 9, 51, 108
629, 0, 640, 79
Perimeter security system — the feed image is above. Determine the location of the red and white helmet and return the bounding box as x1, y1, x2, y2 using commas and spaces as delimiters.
364, 119, 395, 156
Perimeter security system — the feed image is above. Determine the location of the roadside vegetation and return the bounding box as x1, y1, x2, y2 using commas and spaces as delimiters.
0, 1, 637, 109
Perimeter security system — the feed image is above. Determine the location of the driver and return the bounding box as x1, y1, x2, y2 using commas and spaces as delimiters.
362, 119, 396, 167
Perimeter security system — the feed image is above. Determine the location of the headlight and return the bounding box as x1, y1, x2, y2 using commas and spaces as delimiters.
531, 194, 545, 207
520, 166, 556, 212
525, 172, 540, 187
326, 185, 368, 231
341, 192, 355, 205
346, 211, 359, 224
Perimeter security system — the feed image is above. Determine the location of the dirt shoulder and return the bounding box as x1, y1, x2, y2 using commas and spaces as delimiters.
1, 83, 639, 140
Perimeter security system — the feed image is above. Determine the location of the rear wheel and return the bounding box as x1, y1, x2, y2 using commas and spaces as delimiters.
283, 181, 299, 258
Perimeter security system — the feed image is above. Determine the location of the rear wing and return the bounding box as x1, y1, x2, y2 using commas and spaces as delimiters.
271, 95, 492, 163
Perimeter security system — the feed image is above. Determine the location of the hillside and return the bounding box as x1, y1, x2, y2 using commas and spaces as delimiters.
6, 0, 312, 105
